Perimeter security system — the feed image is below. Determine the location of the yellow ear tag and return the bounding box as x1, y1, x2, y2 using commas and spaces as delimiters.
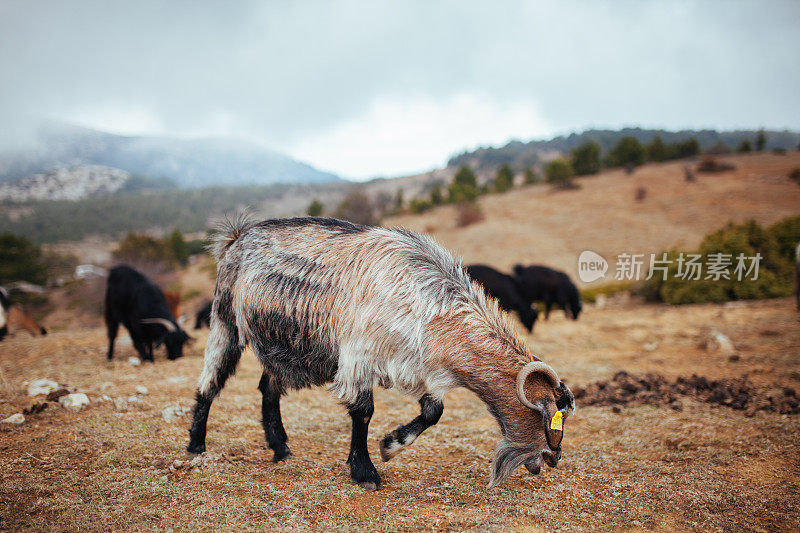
550, 411, 563, 431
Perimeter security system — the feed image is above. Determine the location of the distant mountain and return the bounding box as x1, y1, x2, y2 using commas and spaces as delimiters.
0, 120, 341, 188
448, 127, 800, 171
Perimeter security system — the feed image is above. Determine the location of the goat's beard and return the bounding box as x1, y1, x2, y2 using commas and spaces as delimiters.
487, 438, 543, 489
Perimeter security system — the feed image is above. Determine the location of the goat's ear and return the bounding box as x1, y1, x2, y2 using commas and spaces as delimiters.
513, 264, 525, 276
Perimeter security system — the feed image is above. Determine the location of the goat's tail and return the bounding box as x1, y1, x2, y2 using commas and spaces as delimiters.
209, 210, 253, 261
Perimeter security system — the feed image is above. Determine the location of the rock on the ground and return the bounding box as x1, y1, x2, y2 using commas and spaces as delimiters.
712, 331, 735, 355
114, 398, 128, 411
128, 357, 141, 367
59, 393, 90, 412
135, 385, 148, 395
27, 378, 60, 396
162, 404, 191, 422
2, 413, 25, 425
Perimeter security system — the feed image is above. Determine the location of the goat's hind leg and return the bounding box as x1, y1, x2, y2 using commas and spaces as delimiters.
258, 374, 292, 462
187, 316, 243, 454
380, 393, 443, 461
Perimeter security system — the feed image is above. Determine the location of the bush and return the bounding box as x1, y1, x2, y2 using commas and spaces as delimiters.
523, 167, 539, 184
164, 229, 190, 265
306, 199, 324, 216
545, 159, 576, 189
736, 139, 752, 153
673, 138, 700, 159
696, 157, 736, 173
494, 164, 514, 192
429, 184, 444, 205
114, 232, 172, 267
646, 135, 666, 162
0, 232, 47, 286
334, 189, 377, 225
394, 188, 404, 210
645, 219, 795, 305
571, 141, 601, 175
448, 165, 478, 203
756, 129, 766, 151
604, 136, 645, 168
409, 198, 432, 214
185, 239, 208, 256
768, 215, 800, 260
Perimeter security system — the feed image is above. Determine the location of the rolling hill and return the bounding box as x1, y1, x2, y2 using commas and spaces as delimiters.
0, 120, 341, 188
448, 127, 800, 172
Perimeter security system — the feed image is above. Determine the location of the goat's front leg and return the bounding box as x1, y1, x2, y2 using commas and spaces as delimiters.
347, 389, 381, 491
379, 393, 443, 461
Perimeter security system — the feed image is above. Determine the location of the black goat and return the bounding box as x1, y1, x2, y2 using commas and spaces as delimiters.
194, 300, 212, 330
466, 264, 538, 332
513, 265, 582, 320
0, 288, 9, 341
105, 265, 191, 361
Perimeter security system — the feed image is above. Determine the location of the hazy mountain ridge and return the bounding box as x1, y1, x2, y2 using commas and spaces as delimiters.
448, 127, 800, 171
0, 121, 341, 188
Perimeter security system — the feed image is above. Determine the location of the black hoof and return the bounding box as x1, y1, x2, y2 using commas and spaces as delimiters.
187, 442, 205, 454
271, 444, 293, 463
350, 461, 381, 490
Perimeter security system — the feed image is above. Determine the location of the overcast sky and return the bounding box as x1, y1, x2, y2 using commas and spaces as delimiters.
1, 0, 798, 180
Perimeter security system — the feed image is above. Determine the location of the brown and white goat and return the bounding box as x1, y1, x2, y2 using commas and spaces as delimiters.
188, 216, 575, 490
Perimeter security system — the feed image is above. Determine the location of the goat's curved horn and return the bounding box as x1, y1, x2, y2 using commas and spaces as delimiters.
140, 318, 177, 333
516, 361, 561, 411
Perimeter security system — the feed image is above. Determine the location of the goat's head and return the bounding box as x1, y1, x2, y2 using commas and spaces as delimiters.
519, 306, 539, 332
141, 318, 192, 359
488, 360, 575, 488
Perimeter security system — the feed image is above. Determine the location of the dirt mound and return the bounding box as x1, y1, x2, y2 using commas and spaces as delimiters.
572, 371, 799, 416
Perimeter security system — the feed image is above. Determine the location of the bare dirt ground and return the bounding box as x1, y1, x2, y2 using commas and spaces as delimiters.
1, 297, 798, 532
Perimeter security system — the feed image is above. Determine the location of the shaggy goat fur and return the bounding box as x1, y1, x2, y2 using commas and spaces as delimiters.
190, 216, 574, 489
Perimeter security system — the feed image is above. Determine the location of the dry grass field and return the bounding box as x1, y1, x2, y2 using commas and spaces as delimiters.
1, 299, 798, 531
1, 153, 799, 531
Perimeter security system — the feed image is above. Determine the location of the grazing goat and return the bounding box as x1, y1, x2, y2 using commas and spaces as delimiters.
795, 242, 800, 311
194, 300, 212, 329
0, 288, 9, 341
466, 264, 539, 332
105, 265, 191, 362
189, 216, 574, 490
514, 265, 583, 320
6, 305, 47, 337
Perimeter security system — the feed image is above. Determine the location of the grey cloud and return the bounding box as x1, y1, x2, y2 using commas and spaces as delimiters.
1, 0, 798, 160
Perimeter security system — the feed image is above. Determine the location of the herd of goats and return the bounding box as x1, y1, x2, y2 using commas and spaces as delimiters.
2, 216, 585, 490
